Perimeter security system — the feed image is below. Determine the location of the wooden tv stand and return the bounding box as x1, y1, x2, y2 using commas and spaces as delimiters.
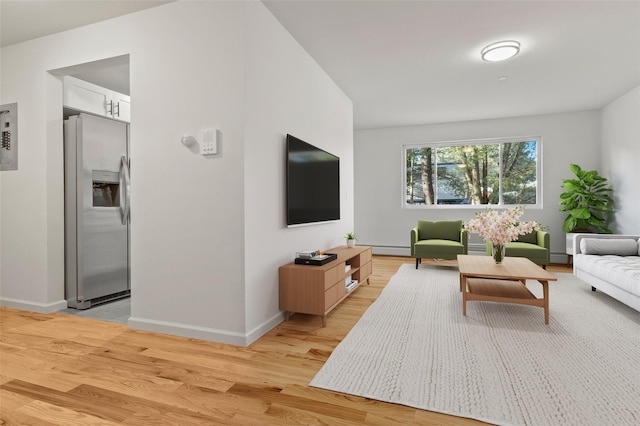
279, 245, 372, 327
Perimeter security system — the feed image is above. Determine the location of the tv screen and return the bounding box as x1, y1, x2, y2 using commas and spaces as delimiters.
286, 134, 340, 226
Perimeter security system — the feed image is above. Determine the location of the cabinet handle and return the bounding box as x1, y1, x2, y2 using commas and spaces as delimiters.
107, 100, 113, 115
114, 102, 120, 117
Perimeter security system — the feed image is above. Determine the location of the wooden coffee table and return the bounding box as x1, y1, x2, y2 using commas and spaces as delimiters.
457, 255, 557, 324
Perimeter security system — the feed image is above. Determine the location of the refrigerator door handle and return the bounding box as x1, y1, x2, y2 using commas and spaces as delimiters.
119, 155, 131, 224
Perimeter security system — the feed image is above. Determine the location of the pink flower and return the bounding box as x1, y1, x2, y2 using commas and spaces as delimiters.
464, 206, 539, 245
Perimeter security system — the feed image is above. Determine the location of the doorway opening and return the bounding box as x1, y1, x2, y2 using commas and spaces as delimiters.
50, 55, 132, 324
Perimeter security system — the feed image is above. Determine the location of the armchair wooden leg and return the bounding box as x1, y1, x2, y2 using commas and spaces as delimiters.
416, 258, 419, 269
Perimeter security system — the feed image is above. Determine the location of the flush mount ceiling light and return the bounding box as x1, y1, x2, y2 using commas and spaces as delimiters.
481, 40, 520, 62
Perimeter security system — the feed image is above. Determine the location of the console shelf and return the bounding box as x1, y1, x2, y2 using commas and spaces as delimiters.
279, 245, 372, 327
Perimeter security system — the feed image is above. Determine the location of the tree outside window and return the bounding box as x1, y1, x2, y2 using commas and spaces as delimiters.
404, 138, 540, 207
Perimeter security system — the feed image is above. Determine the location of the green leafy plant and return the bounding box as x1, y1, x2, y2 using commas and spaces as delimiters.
559, 164, 613, 233
345, 232, 357, 240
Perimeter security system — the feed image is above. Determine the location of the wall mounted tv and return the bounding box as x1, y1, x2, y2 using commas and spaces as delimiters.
286, 134, 340, 226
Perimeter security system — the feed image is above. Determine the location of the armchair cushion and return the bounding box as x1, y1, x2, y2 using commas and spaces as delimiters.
506, 242, 548, 264
414, 239, 466, 258
417, 220, 463, 242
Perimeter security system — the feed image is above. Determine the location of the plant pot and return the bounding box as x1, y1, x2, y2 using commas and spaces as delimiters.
347, 239, 356, 248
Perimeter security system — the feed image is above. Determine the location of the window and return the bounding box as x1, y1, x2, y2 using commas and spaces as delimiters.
404, 137, 541, 208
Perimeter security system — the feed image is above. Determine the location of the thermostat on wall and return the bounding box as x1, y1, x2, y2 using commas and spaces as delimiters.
200, 128, 218, 156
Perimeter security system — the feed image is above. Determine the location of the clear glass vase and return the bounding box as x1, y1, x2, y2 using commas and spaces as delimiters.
491, 243, 506, 264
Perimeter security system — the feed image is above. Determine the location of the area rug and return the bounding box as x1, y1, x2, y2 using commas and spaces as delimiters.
310, 264, 640, 426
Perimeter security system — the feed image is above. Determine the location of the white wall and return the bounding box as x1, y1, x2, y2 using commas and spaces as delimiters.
0, 63, 64, 310
354, 111, 601, 261
601, 85, 640, 234
124, 3, 248, 341
243, 5, 353, 337
0, 1, 353, 346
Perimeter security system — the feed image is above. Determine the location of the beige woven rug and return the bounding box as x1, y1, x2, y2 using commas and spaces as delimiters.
310, 264, 640, 426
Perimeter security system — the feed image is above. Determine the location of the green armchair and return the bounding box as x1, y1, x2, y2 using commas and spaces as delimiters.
486, 230, 550, 268
411, 220, 468, 269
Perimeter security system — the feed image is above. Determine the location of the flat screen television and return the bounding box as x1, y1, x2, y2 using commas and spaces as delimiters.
286, 134, 340, 226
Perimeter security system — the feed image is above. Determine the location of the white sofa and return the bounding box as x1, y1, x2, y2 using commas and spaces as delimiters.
572, 233, 640, 312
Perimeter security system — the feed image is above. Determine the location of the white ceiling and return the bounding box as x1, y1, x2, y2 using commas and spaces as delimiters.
0, 1, 172, 47
2, 1, 639, 130
264, 0, 640, 129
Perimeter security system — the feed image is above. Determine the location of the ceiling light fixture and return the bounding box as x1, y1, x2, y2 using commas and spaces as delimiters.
481, 40, 520, 62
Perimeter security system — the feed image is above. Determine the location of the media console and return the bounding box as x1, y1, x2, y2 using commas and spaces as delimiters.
279, 245, 372, 327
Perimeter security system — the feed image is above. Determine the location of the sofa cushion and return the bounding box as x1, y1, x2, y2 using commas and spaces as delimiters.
574, 254, 640, 296
417, 220, 461, 242
580, 238, 639, 256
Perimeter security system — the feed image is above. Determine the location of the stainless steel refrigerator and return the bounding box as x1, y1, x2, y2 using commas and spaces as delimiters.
64, 113, 130, 309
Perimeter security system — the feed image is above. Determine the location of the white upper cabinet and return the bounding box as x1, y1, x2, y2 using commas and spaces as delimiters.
112, 91, 131, 123
63, 76, 131, 122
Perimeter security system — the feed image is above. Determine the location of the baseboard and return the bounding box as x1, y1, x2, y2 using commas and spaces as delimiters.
245, 312, 286, 346
371, 245, 569, 265
127, 315, 283, 347
0, 297, 68, 313
550, 253, 570, 264
371, 246, 411, 256
128, 316, 247, 346
372, 244, 488, 257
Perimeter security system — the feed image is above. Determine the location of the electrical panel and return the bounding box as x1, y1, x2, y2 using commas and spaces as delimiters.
0, 103, 18, 171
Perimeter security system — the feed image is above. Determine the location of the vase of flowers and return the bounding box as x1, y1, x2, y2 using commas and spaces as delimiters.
464, 206, 539, 264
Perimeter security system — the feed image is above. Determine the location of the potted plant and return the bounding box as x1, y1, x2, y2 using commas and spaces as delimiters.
559, 163, 614, 233
345, 232, 357, 248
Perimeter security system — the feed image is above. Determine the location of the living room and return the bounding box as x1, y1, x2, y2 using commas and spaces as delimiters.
1, 0, 638, 356
1, 1, 639, 424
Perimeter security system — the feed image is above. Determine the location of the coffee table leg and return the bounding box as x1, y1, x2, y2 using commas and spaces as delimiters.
544, 281, 549, 324
462, 278, 467, 316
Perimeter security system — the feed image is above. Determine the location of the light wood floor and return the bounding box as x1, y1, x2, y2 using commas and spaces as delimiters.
0, 256, 571, 425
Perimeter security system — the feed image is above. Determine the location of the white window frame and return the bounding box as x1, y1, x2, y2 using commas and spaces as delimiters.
402, 136, 542, 209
